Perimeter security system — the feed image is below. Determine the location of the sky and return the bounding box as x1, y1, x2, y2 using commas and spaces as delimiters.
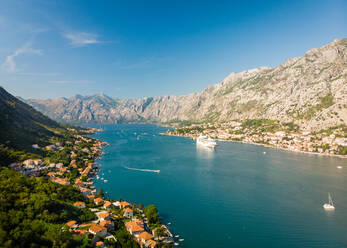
0, 0, 346, 99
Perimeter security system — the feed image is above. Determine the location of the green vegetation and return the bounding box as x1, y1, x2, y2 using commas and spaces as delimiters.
0, 167, 94, 248
144, 205, 161, 229
299, 92, 335, 120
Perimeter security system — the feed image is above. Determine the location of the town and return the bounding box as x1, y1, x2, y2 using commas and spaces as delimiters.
7, 128, 174, 248
164, 120, 347, 157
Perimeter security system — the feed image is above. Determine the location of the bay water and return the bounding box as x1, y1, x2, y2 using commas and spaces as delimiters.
90, 124, 347, 248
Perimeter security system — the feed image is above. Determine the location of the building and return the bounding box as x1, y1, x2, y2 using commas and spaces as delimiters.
94, 197, 104, 205
137, 231, 154, 244
73, 201, 86, 208
103, 201, 112, 210
123, 208, 133, 218
89, 224, 107, 237
119, 201, 131, 209
125, 221, 144, 236
97, 212, 111, 221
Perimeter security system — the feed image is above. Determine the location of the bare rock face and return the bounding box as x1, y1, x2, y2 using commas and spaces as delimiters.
26, 39, 347, 131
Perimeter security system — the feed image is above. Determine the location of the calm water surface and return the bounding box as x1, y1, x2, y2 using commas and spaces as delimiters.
90, 124, 347, 248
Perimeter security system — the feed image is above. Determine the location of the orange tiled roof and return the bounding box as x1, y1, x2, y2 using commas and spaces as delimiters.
73, 201, 85, 206
98, 212, 110, 219
104, 201, 112, 207
125, 222, 144, 233
119, 201, 131, 207
138, 231, 153, 241
66, 220, 77, 227
100, 220, 112, 227
94, 197, 104, 203
89, 224, 106, 233
95, 241, 104, 247
123, 208, 133, 213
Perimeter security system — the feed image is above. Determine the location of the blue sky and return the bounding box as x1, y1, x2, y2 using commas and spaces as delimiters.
0, 0, 346, 99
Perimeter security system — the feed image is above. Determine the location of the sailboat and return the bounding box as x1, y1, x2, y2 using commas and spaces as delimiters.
323, 193, 335, 210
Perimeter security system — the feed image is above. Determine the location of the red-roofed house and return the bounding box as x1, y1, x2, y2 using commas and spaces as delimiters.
89, 224, 107, 237
123, 208, 133, 218
125, 221, 144, 236
103, 201, 112, 210
73, 201, 86, 208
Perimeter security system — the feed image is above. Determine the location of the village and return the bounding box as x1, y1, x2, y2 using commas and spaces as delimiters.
7, 128, 174, 248
165, 121, 347, 157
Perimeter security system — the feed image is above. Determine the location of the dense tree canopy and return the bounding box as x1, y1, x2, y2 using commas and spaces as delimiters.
0, 168, 94, 248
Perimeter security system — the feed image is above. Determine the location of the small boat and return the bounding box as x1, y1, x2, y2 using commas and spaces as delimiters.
175, 235, 179, 238
263, 151, 266, 154
179, 239, 184, 242
337, 166, 342, 169
323, 193, 335, 210
174, 243, 179, 246
104, 180, 108, 183
167, 222, 171, 225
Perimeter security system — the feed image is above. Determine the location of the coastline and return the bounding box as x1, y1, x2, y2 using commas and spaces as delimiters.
161, 132, 347, 159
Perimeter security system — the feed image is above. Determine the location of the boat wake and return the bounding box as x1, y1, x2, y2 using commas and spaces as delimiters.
123, 166, 160, 173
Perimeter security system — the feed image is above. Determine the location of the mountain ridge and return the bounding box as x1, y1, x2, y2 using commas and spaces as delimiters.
25, 38, 347, 131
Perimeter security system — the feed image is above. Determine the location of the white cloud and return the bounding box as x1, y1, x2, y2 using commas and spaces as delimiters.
63, 32, 101, 47
2, 42, 43, 73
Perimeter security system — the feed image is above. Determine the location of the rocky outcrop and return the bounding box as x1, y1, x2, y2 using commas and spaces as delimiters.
26, 39, 347, 131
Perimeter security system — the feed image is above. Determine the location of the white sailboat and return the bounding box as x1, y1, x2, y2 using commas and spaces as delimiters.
323, 193, 335, 210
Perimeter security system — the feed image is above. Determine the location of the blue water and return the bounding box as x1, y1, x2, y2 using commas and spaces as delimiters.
90, 124, 347, 248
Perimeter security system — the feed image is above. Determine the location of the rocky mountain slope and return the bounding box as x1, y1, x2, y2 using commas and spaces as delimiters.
26, 39, 347, 131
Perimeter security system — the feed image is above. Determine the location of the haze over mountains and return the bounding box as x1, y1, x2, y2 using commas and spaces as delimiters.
26, 39, 347, 131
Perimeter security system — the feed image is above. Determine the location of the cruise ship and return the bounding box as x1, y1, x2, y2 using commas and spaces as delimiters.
196, 135, 217, 148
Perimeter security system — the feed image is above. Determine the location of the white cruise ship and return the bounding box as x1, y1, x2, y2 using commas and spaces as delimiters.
196, 135, 217, 148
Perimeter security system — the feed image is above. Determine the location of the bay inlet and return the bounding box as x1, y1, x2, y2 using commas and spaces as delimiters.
90, 124, 347, 248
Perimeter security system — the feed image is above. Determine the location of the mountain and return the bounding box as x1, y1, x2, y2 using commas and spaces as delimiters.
26, 39, 347, 131
0, 86, 65, 151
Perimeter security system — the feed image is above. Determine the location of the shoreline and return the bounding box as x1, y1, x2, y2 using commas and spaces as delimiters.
161, 132, 347, 159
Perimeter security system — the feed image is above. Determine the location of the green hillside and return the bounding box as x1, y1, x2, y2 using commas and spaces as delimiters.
0, 86, 66, 151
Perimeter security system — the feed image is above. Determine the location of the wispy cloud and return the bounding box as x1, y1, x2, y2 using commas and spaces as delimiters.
63, 32, 102, 47
2, 41, 43, 73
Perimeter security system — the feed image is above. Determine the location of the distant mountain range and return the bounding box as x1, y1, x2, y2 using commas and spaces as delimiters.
25, 39, 347, 131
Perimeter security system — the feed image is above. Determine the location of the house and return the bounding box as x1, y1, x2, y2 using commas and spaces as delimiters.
45, 145, 56, 151
73, 201, 86, 208
66, 220, 78, 229
125, 221, 144, 236
119, 201, 131, 209
145, 240, 158, 248
87, 194, 96, 200
56, 162, 64, 168
97, 212, 111, 221
94, 198, 104, 205
112, 201, 121, 208
89, 224, 107, 237
137, 231, 154, 244
95, 241, 105, 247
123, 208, 133, 218
103, 201, 112, 210
100, 220, 114, 231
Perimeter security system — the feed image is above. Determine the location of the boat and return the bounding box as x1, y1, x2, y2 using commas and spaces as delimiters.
196, 135, 217, 148
174, 243, 179, 246
175, 235, 179, 238
263, 151, 266, 154
104, 180, 108, 183
323, 193, 335, 210
337, 166, 342, 169
179, 239, 184, 242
